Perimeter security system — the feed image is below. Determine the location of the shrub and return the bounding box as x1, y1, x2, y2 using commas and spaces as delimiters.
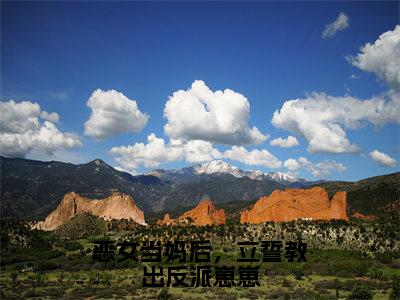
368, 267, 384, 279
330, 259, 369, 277
348, 285, 373, 300
390, 275, 400, 300
375, 252, 393, 264
10, 272, 17, 283
293, 268, 304, 280
282, 278, 293, 287
267, 288, 287, 299
55, 213, 107, 239
63, 240, 84, 251
34, 260, 58, 272
158, 288, 172, 300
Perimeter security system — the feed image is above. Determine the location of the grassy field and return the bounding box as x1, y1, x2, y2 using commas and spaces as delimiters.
0, 268, 398, 299
1, 217, 399, 299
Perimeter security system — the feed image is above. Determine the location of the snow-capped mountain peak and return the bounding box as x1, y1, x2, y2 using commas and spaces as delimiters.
266, 171, 299, 183
193, 160, 304, 183
148, 160, 305, 184
246, 170, 264, 180
194, 160, 244, 178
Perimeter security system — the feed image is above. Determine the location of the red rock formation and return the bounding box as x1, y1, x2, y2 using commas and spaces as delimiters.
34, 192, 146, 230
157, 199, 226, 226
352, 212, 377, 221
240, 187, 348, 224
156, 213, 174, 226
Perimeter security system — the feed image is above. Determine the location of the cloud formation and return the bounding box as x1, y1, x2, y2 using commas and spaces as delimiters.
273, 26, 400, 155
0, 100, 82, 158
369, 150, 397, 167
40, 111, 60, 123
111, 27, 399, 174
84, 89, 148, 139
322, 12, 349, 38
348, 25, 400, 89
0, 100, 42, 134
184, 139, 222, 163
270, 135, 299, 148
272, 92, 399, 154
110, 134, 184, 170
110, 133, 225, 172
283, 158, 300, 171
283, 157, 346, 178
110, 133, 283, 172
163, 80, 267, 145
223, 146, 282, 169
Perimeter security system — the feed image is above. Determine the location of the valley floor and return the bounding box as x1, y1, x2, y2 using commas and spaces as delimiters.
0, 272, 397, 299
1, 218, 399, 299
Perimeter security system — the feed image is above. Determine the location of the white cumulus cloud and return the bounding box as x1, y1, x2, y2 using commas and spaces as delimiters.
223, 146, 282, 169
274, 27, 400, 155
110, 133, 184, 170
0, 100, 41, 134
184, 139, 222, 163
0, 100, 82, 158
84, 89, 148, 139
272, 92, 399, 154
348, 25, 400, 89
40, 111, 60, 123
109, 133, 224, 172
283, 158, 300, 171
110, 134, 282, 171
369, 150, 397, 167
270, 135, 299, 148
322, 12, 349, 38
284, 157, 346, 178
163, 80, 267, 145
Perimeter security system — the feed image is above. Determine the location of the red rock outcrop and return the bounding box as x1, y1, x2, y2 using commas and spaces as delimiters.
156, 213, 175, 226
157, 199, 226, 226
352, 212, 377, 221
34, 192, 146, 230
240, 187, 348, 224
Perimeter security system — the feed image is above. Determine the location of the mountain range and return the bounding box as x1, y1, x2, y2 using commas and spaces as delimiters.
1, 156, 399, 221
149, 160, 304, 183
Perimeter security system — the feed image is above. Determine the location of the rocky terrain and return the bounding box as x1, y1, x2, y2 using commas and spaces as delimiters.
240, 187, 348, 223
34, 192, 146, 230
157, 199, 226, 226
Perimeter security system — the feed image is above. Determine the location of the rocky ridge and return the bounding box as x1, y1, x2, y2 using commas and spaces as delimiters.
240, 187, 348, 223
34, 192, 146, 230
157, 199, 226, 226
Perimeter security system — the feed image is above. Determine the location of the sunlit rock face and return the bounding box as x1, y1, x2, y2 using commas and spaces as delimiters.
157, 199, 226, 226
34, 192, 146, 230
240, 187, 348, 224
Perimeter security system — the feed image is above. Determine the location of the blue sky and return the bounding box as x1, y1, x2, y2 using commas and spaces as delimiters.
1, 1, 399, 181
